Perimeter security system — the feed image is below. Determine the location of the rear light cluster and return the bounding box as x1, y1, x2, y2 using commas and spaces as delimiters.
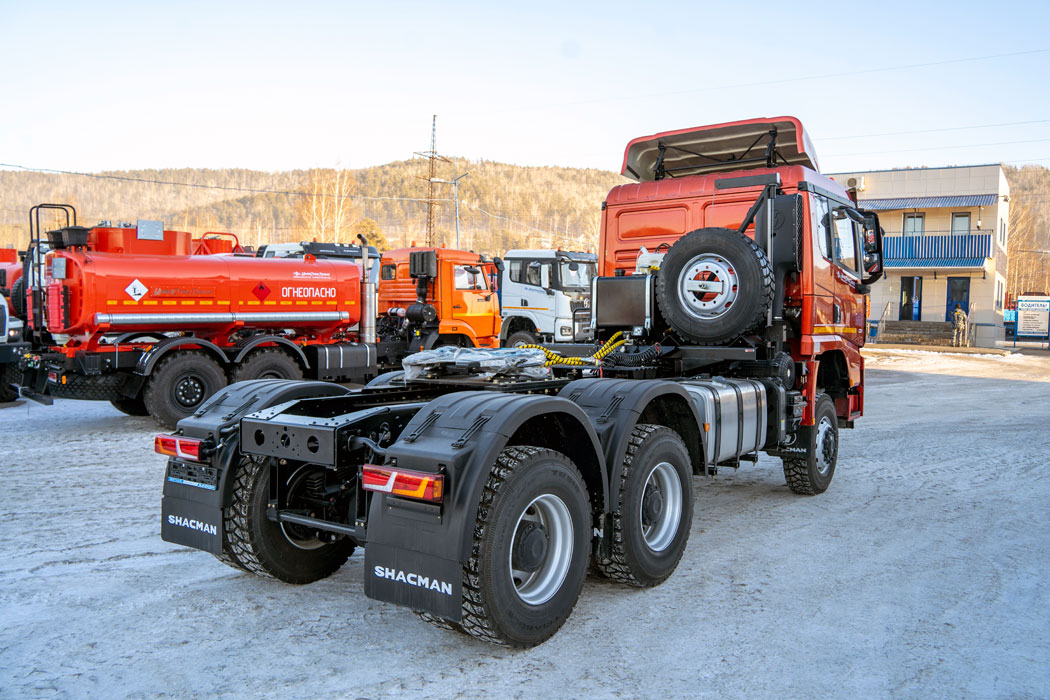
362, 464, 444, 503
154, 434, 206, 462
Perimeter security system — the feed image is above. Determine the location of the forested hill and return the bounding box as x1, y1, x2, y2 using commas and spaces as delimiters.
1, 162, 1046, 297
0, 160, 627, 255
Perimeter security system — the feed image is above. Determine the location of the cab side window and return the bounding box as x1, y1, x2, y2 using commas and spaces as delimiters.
811, 195, 832, 260
525, 263, 542, 287
831, 205, 859, 274
380, 264, 396, 281
508, 260, 523, 284
454, 266, 487, 291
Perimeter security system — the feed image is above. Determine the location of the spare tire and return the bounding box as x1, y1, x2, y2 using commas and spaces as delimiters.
10, 276, 26, 318
654, 227, 773, 344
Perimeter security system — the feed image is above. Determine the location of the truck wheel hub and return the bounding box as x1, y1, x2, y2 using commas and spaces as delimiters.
512, 521, 548, 573
642, 487, 664, 525
175, 377, 204, 407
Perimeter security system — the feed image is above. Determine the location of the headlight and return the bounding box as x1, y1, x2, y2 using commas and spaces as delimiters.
559, 325, 573, 337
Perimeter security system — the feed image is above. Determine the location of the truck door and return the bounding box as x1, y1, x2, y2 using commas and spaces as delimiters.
811, 194, 865, 345
451, 264, 497, 339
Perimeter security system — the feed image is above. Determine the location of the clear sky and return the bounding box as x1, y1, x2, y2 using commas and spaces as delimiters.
2, 0, 1049, 175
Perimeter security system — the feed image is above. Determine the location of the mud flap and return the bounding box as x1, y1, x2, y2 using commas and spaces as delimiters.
160, 460, 223, 554
364, 542, 463, 621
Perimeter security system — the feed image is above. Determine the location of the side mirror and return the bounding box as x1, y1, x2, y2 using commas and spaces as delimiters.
540, 265, 550, 289
859, 211, 884, 285
464, 266, 480, 275
568, 261, 579, 271
528, 261, 540, 269
493, 256, 504, 273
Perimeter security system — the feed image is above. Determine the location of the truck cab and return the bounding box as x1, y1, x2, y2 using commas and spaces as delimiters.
499, 249, 596, 345
377, 247, 501, 349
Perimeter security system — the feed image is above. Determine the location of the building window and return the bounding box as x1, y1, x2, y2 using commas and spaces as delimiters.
1000, 219, 1007, 247
903, 213, 924, 237
951, 213, 970, 237
996, 280, 1003, 311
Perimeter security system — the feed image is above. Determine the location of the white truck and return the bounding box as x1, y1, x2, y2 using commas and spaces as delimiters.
499, 249, 596, 346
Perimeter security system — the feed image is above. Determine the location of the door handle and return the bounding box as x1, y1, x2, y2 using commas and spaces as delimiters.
453, 304, 464, 309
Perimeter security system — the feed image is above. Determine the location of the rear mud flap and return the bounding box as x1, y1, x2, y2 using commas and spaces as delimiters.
364, 543, 463, 621
161, 461, 223, 554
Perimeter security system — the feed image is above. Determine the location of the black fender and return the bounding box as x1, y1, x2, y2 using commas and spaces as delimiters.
364, 390, 605, 619
368, 391, 605, 563
135, 336, 229, 376
231, 335, 309, 368
559, 377, 706, 474
160, 379, 353, 554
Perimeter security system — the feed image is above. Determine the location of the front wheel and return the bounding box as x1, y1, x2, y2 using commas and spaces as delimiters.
782, 393, 838, 495
455, 446, 590, 647
504, 330, 538, 348
595, 424, 693, 587
0, 363, 19, 402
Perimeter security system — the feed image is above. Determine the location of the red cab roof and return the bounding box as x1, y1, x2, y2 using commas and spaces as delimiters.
621, 116, 819, 182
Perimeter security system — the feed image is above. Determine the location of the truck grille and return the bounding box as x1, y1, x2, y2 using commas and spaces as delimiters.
570, 300, 588, 312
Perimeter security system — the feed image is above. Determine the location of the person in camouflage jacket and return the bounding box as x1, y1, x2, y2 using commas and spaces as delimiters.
951, 304, 968, 347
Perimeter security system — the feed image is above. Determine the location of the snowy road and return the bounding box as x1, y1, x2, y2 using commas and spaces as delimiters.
2, 350, 1049, 699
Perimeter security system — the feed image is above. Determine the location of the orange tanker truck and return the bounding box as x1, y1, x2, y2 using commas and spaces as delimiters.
17, 204, 502, 426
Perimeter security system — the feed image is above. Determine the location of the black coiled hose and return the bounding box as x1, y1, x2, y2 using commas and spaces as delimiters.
603, 343, 662, 367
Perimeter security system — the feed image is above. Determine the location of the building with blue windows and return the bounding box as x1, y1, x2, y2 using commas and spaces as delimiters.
826, 164, 1010, 347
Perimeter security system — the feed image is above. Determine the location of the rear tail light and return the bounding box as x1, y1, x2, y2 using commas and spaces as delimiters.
362, 464, 444, 503
154, 434, 205, 462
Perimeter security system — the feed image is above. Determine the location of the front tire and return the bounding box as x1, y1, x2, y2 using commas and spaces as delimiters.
144, 351, 228, 428
595, 424, 693, 587
782, 393, 838, 495
456, 446, 590, 647
221, 455, 354, 583
0, 363, 19, 402
504, 330, 538, 348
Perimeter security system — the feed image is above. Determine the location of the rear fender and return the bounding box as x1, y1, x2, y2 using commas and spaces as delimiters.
231, 335, 309, 368
160, 379, 352, 553
364, 391, 604, 619
135, 336, 229, 376
559, 377, 706, 473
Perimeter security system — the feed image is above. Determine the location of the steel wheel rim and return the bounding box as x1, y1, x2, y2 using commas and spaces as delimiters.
677, 254, 739, 321
814, 416, 836, 476
508, 494, 573, 606
173, 374, 206, 408
639, 461, 683, 552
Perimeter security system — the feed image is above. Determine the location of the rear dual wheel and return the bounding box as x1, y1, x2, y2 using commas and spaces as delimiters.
432, 446, 590, 647
595, 424, 693, 587
216, 455, 354, 583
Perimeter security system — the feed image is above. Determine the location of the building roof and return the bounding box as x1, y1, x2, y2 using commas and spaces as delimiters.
859, 194, 999, 210
884, 258, 986, 269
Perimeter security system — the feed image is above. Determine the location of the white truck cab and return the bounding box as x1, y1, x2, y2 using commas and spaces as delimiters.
499, 249, 596, 346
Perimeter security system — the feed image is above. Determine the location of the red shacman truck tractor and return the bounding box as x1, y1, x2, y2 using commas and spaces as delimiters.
158, 117, 884, 647
16, 205, 503, 426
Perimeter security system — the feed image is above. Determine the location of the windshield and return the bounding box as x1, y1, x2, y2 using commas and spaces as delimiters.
558, 261, 594, 289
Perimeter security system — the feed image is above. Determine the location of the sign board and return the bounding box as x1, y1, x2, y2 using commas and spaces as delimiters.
1016, 296, 1050, 338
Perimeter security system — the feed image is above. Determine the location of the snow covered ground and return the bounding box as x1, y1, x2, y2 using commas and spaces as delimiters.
2, 350, 1048, 699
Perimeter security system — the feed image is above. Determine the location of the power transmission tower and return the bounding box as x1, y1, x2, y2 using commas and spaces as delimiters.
414, 114, 450, 247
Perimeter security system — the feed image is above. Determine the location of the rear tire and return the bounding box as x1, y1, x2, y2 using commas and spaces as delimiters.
782, 393, 838, 495
230, 348, 303, 383
655, 227, 773, 344
595, 424, 693, 587
109, 395, 149, 416
144, 351, 228, 429
457, 446, 590, 647
221, 455, 354, 583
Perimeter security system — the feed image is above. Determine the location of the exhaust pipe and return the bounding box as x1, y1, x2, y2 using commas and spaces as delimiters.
357, 233, 376, 345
